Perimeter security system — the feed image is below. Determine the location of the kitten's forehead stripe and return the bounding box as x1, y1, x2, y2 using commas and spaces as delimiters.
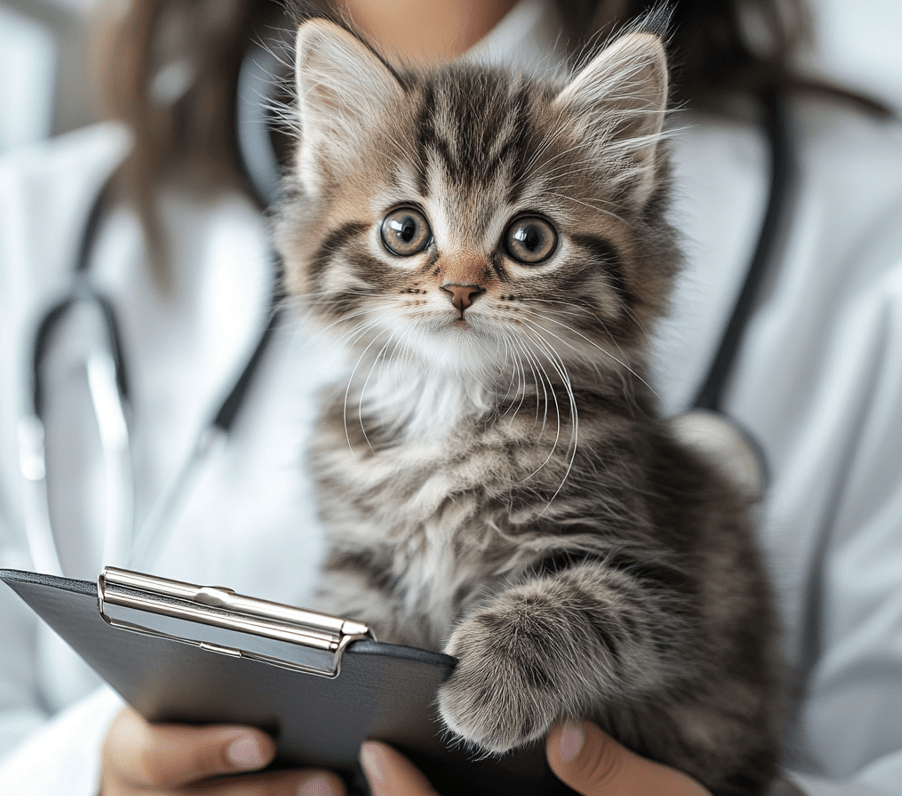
499, 84, 533, 206
412, 85, 430, 196
417, 69, 537, 203
414, 82, 444, 198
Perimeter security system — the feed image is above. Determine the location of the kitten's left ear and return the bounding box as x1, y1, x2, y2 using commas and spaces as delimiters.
555, 32, 669, 207
294, 19, 404, 172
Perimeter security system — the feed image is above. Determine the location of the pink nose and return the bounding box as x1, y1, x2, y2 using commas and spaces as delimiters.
441, 283, 484, 312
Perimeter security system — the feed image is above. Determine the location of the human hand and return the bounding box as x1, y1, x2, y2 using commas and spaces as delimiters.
546, 721, 713, 795
359, 720, 712, 795
100, 706, 346, 795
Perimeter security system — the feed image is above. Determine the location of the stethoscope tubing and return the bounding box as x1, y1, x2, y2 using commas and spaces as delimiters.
20, 173, 283, 576
691, 92, 794, 412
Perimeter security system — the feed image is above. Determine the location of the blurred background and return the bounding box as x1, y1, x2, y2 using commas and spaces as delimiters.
1, 0, 901, 155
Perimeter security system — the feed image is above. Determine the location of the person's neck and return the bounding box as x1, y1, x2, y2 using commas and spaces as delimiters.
336, 0, 519, 63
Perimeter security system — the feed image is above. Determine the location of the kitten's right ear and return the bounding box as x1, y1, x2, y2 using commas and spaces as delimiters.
294, 19, 403, 173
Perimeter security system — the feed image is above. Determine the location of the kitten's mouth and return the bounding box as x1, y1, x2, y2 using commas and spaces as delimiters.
452, 318, 471, 330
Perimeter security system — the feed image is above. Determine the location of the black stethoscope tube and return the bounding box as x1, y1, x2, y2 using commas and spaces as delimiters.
28, 193, 282, 437
29, 183, 132, 420
692, 92, 793, 412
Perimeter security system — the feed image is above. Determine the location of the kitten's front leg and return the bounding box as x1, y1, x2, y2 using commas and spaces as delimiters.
438, 561, 696, 754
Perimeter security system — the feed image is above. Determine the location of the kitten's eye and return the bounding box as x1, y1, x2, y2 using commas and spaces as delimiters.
504, 216, 558, 264
381, 208, 432, 256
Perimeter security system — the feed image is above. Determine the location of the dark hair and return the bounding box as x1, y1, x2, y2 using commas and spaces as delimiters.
94, 0, 858, 228
556, 0, 812, 104
95, 1, 284, 203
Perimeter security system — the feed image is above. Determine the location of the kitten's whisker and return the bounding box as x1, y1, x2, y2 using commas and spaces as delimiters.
534, 144, 601, 176
501, 329, 546, 429
313, 306, 391, 341
516, 329, 566, 478
514, 308, 656, 401
511, 298, 652, 390
513, 308, 606, 382
517, 336, 551, 432
294, 293, 413, 354
512, 299, 600, 326
342, 326, 394, 457
545, 192, 627, 224
516, 323, 579, 425
519, 324, 581, 512
500, 330, 534, 420
358, 332, 401, 454
508, 332, 534, 415
496, 332, 520, 412
318, 313, 392, 360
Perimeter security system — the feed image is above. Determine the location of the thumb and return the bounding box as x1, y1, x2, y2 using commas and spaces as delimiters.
546, 722, 712, 796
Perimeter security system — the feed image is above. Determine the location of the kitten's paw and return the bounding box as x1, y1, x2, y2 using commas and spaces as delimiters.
437, 606, 572, 754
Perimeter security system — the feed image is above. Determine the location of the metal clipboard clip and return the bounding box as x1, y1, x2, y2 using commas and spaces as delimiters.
97, 567, 373, 678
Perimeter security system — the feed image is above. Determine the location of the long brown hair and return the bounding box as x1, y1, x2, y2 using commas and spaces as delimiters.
93, 0, 840, 225
557, 0, 811, 102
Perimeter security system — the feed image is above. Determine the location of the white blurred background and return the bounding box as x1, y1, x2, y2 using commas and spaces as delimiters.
1, 0, 901, 155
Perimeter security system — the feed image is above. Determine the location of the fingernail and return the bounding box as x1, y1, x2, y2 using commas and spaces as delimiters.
559, 721, 585, 763
360, 742, 386, 786
298, 774, 340, 796
226, 734, 266, 770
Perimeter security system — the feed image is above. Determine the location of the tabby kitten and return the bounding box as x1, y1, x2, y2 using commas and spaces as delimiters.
275, 17, 782, 796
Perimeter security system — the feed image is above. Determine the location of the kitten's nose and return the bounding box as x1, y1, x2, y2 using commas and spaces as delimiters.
441, 283, 484, 313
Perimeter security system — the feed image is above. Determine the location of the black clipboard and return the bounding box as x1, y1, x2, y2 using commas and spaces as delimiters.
1, 567, 574, 795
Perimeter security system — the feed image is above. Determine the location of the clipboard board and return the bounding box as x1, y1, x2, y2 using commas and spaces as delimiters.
1, 567, 574, 795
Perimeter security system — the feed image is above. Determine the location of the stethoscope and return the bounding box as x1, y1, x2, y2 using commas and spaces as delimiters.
18, 37, 289, 578
17, 37, 794, 577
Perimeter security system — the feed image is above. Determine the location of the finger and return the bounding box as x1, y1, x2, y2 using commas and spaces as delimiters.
294, 770, 347, 796
103, 707, 276, 788
189, 768, 346, 795
546, 722, 713, 796
360, 741, 440, 796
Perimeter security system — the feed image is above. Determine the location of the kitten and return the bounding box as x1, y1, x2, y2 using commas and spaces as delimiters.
275, 17, 782, 796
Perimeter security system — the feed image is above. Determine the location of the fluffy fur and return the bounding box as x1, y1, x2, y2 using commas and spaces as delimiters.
275, 18, 782, 796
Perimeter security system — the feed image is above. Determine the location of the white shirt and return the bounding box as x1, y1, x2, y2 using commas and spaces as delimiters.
2, 2, 902, 793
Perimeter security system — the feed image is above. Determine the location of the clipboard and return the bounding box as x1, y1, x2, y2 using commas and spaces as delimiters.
1, 567, 574, 795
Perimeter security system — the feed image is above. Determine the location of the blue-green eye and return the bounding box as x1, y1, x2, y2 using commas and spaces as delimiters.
381, 208, 431, 256
504, 216, 557, 264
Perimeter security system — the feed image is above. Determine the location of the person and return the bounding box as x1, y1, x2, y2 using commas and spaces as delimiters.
1, 0, 901, 794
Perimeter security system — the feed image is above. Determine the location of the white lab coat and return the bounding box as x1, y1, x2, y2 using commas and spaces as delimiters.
1, 1, 902, 793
